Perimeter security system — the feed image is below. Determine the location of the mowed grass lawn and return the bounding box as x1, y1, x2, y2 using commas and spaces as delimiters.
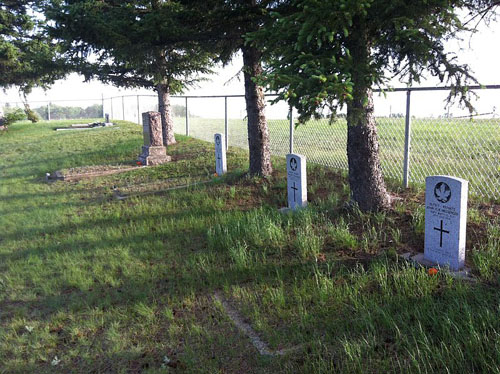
1, 119, 500, 373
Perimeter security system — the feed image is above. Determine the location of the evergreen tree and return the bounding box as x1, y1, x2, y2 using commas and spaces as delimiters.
250, 0, 492, 210
0, 1, 66, 120
45, 0, 215, 146
175, 0, 278, 176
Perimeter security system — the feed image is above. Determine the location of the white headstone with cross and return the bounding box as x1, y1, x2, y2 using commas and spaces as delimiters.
214, 133, 227, 175
424, 175, 468, 271
286, 153, 307, 210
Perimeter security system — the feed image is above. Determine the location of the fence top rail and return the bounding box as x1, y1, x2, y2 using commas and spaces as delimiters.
103, 84, 500, 100
2, 84, 500, 105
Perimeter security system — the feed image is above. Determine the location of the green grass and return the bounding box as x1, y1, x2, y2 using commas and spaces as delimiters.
176, 116, 500, 201
1, 119, 500, 373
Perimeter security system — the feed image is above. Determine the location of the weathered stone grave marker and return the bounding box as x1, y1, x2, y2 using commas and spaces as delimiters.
138, 111, 171, 165
214, 133, 227, 175
286, 154, 307, 210
423, 175, 468, 270
56, 121, 115, 131
105, 113, 110, 123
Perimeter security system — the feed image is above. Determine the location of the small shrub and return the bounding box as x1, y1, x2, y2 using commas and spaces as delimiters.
25, 108, 39, 123
0, 109, 26, 129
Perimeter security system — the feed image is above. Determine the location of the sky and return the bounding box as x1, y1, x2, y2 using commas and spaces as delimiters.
1, 14, 500, 119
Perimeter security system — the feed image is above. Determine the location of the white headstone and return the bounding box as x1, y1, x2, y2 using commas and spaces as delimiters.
424, 175, 468, 271
214, 133, 227, 175
286, 154, 307, 210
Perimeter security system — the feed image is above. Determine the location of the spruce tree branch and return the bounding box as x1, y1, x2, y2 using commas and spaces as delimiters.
463, 1, 500, 29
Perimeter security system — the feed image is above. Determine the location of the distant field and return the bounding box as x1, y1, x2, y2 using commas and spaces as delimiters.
174, 116, 500, 201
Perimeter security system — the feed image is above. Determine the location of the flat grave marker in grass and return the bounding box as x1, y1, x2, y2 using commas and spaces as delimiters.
55, 121, 115, 131
138, 111, 171, 165
416, 175, 469, 271
286, 153, 307, 210
214, 133, 227, 176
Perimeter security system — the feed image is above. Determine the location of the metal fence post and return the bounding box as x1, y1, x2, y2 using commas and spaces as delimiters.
110, 97, 114, 119
47, 102, 51, 121
289, 106, 294, 154
403, 89, 412, 188
185, 97, 190, 136
225, 96, 228, 150
136, 95, 140, 124
101, 93, 105, 118
122, 95, 125, 120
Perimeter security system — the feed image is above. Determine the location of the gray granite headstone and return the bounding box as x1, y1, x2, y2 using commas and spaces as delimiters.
138, 111, 171, 166
286, 154, 307, 210
105, 113, 110, 123
214, 133, 227, 175
424, 175, 468, 270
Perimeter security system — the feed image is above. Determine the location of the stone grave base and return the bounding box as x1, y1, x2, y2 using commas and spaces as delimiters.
46, 171, 65, 182
278, 206, 307, 214
401, 252, 473, 280
138, 145, 171, 166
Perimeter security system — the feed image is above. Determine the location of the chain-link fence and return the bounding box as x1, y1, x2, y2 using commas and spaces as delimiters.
3, 86, 499, 200
151, 86, 498, 201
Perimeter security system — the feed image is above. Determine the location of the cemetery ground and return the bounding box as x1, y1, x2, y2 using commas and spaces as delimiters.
0, 119, 500, 374
180, 116, 500, 199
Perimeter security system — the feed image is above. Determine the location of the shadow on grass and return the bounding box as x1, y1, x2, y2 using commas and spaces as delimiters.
3, 256, 500, 374
0, 139, 141, 180
0, 197, 208, 247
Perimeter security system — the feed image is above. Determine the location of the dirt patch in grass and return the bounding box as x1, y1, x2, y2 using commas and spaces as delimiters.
116, 176, 210, 195
58, 164, 143, 181
170, 152, 201, 162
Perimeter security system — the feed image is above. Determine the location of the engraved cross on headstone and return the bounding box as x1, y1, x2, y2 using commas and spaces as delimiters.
433, 220, 449, 248
291, 182, 298, 202
285, 154, 307, 210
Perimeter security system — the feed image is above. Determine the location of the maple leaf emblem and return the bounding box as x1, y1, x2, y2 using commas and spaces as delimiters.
434, 182, 451, 203
289, 157, 298, 171
215, 135, 221, 145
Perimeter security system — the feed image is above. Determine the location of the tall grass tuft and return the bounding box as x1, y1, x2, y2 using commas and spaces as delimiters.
473, 218, 500, 282
325, 217, 358, 250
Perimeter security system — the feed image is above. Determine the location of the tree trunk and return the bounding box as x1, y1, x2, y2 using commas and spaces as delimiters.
242, 45, 272, 176
157, 83, 176, 146
346, 27, 391, 211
